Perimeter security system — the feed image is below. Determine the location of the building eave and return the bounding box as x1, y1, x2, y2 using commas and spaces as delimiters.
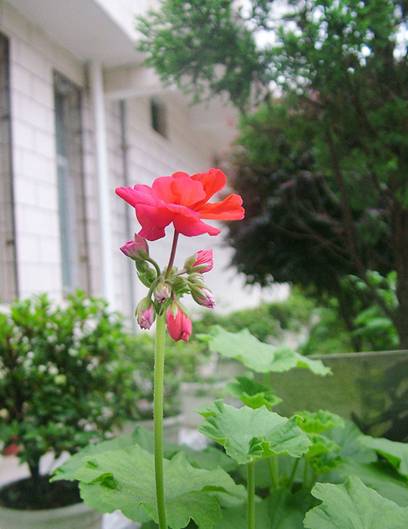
7, 0, 143, 66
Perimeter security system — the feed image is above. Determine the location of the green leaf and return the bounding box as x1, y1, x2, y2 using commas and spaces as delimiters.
206, 327, 330, 375
304, 476, 408, 529
360, 436, 408, 478
199, 401, 311, 465
180, 445, 238, 473
325, 421, 377, 464
53, 442, 244, 529
294, 411, 345, 474
214, 489, 312, 529
335, 460, 408, 507
305, 434, 341, 474
295, 410, 344, 434
226, 376, 282, 410
268, 489, 314, 529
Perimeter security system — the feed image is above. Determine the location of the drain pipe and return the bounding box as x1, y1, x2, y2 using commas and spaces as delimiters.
89, 61, 115, 307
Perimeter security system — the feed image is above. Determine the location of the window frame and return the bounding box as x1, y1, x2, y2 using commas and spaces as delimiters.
0, 32, 18, 303
53, 70, 89, 295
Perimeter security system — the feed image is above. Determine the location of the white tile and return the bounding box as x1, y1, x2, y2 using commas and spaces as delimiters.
12, 121, 35, 150
13, 176, 37, 206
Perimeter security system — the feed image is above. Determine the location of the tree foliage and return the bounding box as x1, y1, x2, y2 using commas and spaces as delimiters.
139, 0, 408, 347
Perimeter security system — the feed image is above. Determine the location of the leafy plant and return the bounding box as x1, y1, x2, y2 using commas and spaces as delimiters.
301, 271, 398, 354
54, 326, 408, 528
0, 292, 138, 492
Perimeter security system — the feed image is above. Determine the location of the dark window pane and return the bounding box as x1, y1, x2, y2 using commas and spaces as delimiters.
150, 97, 167, 137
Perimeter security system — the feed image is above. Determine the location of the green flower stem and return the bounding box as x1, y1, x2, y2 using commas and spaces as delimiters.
247, 462, 256, 529
154, 313, 167, 529
145, 257, 161, 276
288, 458, 300, 490
303, 459, 309, 488
268, 456, 279, 489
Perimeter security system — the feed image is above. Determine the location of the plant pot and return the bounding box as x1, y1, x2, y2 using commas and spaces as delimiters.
0, 496, 102, 529
122, 414, 185, 444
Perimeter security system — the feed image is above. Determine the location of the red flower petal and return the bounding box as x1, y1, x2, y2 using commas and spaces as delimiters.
136, 204, 173, 241
191, 168, 227, 205
198, 194, 245, 220
167, 204, 220, 237
153, 175, 206, 207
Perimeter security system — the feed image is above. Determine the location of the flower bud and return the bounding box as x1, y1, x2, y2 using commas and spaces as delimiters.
135, 297, 155, 330
187, 249, 213, 273
192, 287, 216, 309
154, 281, 171, 304
166, 304, 192, 342
120, 234, 149, 260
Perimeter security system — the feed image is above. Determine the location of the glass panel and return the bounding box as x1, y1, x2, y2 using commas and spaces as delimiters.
54, 72, 89, 294
271, 350, 408, 442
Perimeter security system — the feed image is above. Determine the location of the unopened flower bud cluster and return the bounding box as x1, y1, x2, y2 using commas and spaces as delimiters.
121, 234, 215, 341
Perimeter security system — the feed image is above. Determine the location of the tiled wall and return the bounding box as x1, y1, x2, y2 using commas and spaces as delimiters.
1, 2, 83, 300
0, 1, 286, 316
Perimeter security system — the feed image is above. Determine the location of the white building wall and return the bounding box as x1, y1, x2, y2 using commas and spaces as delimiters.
1, 2, 84, 300
0, 0, 286, 316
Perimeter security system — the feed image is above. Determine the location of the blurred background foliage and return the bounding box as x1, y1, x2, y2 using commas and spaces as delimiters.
138, 0, 408, 349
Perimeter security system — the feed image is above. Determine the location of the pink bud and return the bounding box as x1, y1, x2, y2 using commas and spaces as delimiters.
120, 234, 149, 260
191, 249, 214, 273
154, 282, 171, 304
192, 287, 216, 309
135, 298, 155, 330
166, 305, 192, 342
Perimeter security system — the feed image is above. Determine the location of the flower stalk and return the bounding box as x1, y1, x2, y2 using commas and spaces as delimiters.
247, 462, 256, 529
268, 456, 279, 489
154, 313, 167, 529
116, 169, 245, 529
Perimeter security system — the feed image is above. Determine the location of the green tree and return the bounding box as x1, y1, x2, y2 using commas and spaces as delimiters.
139, 0, 408, 348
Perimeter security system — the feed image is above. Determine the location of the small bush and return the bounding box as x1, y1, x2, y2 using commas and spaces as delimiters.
0, 291, 138, 481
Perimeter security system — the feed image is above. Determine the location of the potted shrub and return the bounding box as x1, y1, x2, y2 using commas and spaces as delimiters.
0, 292, 138, 529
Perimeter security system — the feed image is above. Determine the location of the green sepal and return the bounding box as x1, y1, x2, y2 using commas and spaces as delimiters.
136, 260, 157, 287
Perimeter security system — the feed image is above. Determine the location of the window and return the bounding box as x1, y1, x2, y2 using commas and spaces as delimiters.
150, 97, 167, 137
54, 72, 89, 294
0, 33, 17, 303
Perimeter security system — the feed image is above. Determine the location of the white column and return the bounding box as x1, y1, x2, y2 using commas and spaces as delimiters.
89, 61, 115, 306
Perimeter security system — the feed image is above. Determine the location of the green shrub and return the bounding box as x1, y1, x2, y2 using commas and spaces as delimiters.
0, 291, 138, 482
301, 273, 398, 355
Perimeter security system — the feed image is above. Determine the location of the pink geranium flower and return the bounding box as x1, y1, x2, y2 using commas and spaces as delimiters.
115, 168, 244, 241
